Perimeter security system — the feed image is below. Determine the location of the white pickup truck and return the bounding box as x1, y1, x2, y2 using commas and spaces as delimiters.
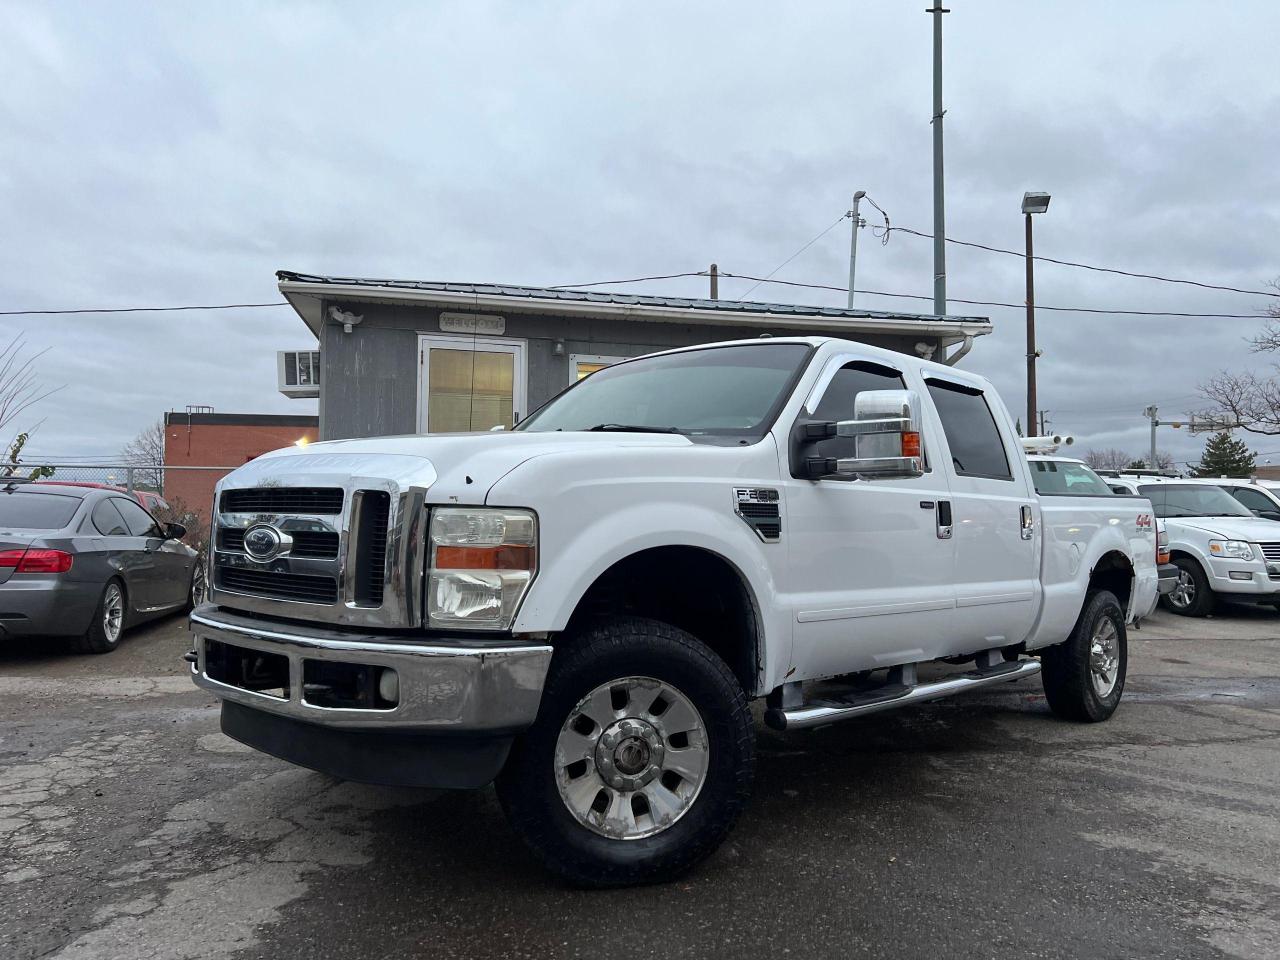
189, 336, 1159, 885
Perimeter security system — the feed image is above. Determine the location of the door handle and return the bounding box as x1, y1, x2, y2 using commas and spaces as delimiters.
1020, 504, 1034, 540
936, 500, 953, 540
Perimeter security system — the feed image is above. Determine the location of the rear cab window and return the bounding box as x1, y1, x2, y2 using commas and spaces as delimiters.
924, 378, 1012, 481
0, 490, 82, 529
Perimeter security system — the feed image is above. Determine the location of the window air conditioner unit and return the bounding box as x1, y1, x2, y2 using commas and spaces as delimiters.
278, 350, 320, 398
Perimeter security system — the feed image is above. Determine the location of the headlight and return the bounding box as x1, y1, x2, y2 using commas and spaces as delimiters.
1209, 539, 1255, 562
427, 508, 536, 629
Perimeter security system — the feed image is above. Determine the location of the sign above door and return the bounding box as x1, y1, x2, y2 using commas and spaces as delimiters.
440, 312, 506, 335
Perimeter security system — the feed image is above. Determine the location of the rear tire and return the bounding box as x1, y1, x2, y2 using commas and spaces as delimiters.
1042, 589, 1126, 723
1160, 556, 1214, 617
74, 579, 126, 655
185, 558, 206, 612
496, 616, 754, 887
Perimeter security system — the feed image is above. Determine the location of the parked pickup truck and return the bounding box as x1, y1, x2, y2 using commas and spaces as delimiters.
189, 336, 1159, 885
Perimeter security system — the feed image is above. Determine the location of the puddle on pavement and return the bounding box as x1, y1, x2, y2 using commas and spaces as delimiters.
1126, 676, 1280, 706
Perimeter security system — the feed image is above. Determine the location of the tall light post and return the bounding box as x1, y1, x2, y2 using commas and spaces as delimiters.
847, 191, 865, 308
1022, 191, 1050, 435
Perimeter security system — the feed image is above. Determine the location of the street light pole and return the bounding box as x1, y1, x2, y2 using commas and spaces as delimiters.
1021, 191, 1051, 439
1025, 211, 1037, 434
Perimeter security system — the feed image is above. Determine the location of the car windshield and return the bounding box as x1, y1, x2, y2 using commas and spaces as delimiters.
0, 490, 82, 529
1138, 483, 1254, 519
517, 343, 813, 440
1030, 459, 1113, 496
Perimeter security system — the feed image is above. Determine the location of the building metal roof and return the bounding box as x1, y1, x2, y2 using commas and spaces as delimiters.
276, 270, 992, 344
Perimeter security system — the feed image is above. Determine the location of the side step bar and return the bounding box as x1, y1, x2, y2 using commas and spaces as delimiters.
764, 658, 1042, 731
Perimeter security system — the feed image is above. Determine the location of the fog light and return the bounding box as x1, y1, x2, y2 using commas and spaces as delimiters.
1229, 571, 1253, 581
378, 668, 400, 705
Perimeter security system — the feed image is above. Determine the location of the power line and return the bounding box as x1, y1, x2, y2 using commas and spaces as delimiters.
736, 214, 851, 302
885, 226, 1280, 298
546, 272, 705, 290
715, 272, 1271, 319
0, 302, 289, 316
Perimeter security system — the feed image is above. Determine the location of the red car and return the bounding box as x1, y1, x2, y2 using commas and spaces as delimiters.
34, 481, 171, 515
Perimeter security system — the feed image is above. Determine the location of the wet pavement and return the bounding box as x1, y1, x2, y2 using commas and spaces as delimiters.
2, 604, 1278, 959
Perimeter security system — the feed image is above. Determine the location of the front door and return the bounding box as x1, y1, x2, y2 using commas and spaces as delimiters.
783, 354, 957, 681
417, 334, 528, 433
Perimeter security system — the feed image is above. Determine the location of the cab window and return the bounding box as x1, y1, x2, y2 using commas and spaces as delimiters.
1029, 460, 1113, 496
112, 497, 163, 537
91, 499, 129, 536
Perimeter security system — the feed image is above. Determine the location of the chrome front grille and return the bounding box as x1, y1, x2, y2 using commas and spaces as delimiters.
216, 566, 339, 604
221, 487, 344, 514
1260, 543, 1280, 563
209, 458, 428, 629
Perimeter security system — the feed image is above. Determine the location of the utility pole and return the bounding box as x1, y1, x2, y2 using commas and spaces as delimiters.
928, 5, 949, 315
1026, 212, 1037, 433
709, 263, 719, 300
1037, 410, 1052, 436
846, 191, 865, 308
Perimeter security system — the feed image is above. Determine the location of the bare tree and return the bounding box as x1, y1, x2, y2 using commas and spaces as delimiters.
1083, 448, 1134, 471
1, 334, 61, 477
1198, 278, 1280, 434
121, 419, 165, 490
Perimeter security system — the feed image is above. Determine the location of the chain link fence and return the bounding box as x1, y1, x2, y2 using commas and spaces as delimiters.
5, 463, 237, 553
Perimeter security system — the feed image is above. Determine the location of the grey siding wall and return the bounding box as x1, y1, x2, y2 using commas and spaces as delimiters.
319, 299, 935, 441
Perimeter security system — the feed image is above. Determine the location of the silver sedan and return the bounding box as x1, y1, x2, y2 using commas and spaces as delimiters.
0, 481, 203, 653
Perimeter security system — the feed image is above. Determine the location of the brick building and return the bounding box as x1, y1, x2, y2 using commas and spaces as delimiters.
162, 411, 319, 514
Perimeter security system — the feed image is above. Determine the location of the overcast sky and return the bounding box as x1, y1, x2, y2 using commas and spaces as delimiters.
3, 1, 1278, 469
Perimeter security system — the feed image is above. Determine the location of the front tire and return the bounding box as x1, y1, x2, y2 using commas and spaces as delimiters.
73, 579, 126, 655
496, 617, 754, 887
1042, 589, 1126, 723
1161, 556, 1214, 617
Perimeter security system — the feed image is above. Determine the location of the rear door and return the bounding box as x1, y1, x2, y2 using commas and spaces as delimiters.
923, 376, 1041, 649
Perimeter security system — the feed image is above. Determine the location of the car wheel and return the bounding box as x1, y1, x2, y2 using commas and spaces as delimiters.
1041, 589, 1127, 723
1160, 556, 1214, 617
186, 560, 206, 611
74, 579, 127, 655
496, 616, 754, 887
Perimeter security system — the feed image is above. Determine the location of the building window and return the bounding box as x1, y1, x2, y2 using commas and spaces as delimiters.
570, 354, 627, 383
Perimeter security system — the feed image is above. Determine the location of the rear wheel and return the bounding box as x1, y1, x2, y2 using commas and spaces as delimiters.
1161, 556, 1214, 617
74, 580, 126, 655
185, 559, 206, 611
1042, 589, 1127, 723
496, 617, 754, 887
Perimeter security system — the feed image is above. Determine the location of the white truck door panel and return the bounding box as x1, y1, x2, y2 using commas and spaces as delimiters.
923, 376, 1041, 647
781, 356, 957, 680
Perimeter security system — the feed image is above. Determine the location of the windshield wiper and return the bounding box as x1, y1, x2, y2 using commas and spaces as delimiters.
585, 423, 685, 434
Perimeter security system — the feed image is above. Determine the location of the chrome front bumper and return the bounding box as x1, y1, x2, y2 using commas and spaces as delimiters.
188, 605, 552, 732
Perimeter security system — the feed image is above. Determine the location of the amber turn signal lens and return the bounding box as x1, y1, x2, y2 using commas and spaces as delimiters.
433, 544, 535, 571
901, 431, 922, 459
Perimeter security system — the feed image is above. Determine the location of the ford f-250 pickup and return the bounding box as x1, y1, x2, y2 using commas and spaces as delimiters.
188, 336, 1159, 886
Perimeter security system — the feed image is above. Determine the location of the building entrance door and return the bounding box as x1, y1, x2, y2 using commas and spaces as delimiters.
416, 334, 527, 433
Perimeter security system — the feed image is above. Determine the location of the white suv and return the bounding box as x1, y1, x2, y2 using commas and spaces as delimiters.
1211, 478, 1280, 523
1140, 481, 1280, 616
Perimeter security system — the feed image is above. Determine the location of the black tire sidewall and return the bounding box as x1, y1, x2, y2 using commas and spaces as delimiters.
1079, 591, 1126, 718
79, 580, 125, 654
1043, 589, 1126, 722
497, 617, 753, 886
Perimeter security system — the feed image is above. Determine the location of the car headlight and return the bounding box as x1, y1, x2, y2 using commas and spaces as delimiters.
427, 508, 537, 630
1209, 539, 1255, 562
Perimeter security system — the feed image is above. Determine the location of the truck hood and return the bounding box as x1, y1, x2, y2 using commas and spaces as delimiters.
229, 430, 695, 502
1169, 516, 1280, 542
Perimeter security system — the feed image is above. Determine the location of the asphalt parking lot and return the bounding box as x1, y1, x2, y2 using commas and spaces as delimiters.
3, 607, 1278, 960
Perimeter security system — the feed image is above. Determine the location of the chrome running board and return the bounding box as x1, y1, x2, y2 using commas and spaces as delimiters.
764, 658, 1042, 731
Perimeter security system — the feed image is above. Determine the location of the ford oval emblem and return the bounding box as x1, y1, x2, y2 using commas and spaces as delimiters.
243, 524, 283, 561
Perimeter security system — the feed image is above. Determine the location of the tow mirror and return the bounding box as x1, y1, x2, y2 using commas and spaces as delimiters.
801, 389, 925, 480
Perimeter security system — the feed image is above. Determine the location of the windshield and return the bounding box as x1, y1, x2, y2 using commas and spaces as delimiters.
1030, 459, 1113, 496
0, 490, 82, 529
1138, 483, 1254, 519
517, 343, 812, 440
